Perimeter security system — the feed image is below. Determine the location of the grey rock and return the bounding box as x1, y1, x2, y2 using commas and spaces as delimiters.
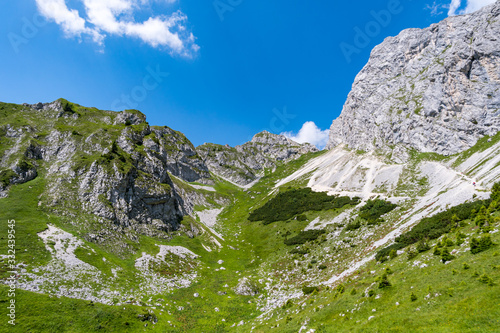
234, 277, 259, 296
197, 131, 318, 185
327, 2, 500, 157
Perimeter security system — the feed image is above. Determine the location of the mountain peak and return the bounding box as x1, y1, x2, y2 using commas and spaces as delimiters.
327, 1, 500, 158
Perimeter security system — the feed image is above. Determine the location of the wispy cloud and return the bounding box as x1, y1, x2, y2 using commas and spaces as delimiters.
281, 121, 330, 150
446, 0, 496, 16
425, 1, 449, 16
35, 0, 198, 57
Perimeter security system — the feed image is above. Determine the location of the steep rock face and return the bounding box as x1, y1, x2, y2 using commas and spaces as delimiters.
327, 2, 500, 157
0, 100, 212, 239
197, 131, 318, 186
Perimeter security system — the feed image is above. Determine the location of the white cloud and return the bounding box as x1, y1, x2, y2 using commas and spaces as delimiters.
35, 0, 198, 57
447, 0, 496, 16
447, 0, 462, 15
281, 121, 330, 150
425, 1, 448, 16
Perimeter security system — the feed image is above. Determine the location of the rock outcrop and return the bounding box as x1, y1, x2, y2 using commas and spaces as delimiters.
327, 2, 500, 157
197, 131, 318, 186
0, 100, 212, 240
0, 101, 316, 244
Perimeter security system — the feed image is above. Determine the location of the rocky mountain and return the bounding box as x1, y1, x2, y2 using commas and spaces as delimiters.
327, 1, 500, 159
2, 4, 500, 333
196, 131, 318, 186
0, 100, 315, 250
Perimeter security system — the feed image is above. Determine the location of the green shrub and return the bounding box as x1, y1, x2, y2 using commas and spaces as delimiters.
378, 274, 392, 289
282, 299, 293, 309
416, 240, 431, 252
377, 199, 489, 259
302, 286, 319, 295
359, 199, 397, 224
318, 264, 327, 270
410, 292, 417, 302
440, 248, 455, 263
368, 290, 375, 297
407, 248, 418, 260
456, 232, 466, 246
443, 237, 454, 247
295, 214, 307, 221
478, 274, 495, 286
463, 263, 470, 270
337, 284, 345, 294
375, 243, 404, 262
248, 188, 360, 224
345, 220, 362, 231
284, 230, 326, 246
470, 235, 494, 254
61, 99, 75, 113
290, 248, 309, 255
350, 288, 357, 295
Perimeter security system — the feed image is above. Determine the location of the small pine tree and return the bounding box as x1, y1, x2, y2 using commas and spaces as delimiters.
407, 248, 418, 260
451, 214, 460, 229
470, 235, 494, 254
443, 237, 454, 247
475, 206, 488, 227
478, 274, 495, 286
389, 249, 397, 259
410, 292, 417, 302
350, 288, 357, 295
337, 284, 345, 294
416, 240, 431, 253
491, 182, 500, 203
440, 247, 455, 263
433, 246, 441, 256
378, 274, 392, 289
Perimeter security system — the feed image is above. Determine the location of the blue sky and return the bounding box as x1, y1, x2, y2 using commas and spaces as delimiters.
0, 0, 495, 148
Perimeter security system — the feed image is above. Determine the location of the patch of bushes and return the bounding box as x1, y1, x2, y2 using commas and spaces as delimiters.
248, 188, 360, 224
290, 248, 309, 255
470, 235, 494, 254
358, 199, 397, 224
376, 199, 489, 261
96, 141, 135, 174
416, 240, 430, 252
302, 286, 319, 295
284, 230, 326, 246
345, 220, 361, 231
478, 274, 495, 286
375, 243, 405, 262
